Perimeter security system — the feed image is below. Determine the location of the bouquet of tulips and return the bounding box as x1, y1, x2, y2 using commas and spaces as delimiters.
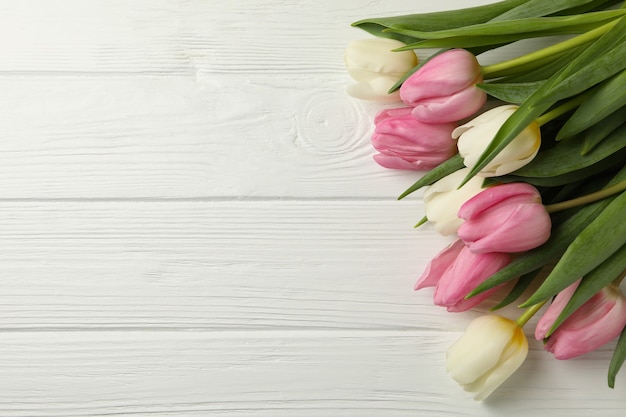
344, 0, 626, 401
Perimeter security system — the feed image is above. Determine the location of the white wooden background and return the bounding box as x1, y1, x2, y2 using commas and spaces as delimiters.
0, 0, 624, 416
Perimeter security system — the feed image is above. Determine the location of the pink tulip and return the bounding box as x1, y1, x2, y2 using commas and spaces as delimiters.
457, 183, 551, 254
399, 49, 486, 124
535, 280, 626, 359
416, 239, 510, 312
371, 107, 457, 170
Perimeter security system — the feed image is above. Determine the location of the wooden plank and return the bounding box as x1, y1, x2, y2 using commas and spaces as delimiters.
0, 200, 464, 330
0, 0, 512, 76
0, 330, 623, 417
0, 75, 422, 199
0, 0, 553, 199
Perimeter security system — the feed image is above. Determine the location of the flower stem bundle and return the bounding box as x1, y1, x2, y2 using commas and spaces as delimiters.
345, 0, 626, 400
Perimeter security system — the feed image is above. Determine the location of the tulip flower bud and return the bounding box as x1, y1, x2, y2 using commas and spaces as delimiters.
415, 239, 510, 312
345, 38, 418, 102
371, 107, 457, 170
423, 168, 485, 236
453, 105, 541, 177
399, 49, 486, 123
457, 182, 551, 254
535, 281, 626, 360
447, 315, 528, 401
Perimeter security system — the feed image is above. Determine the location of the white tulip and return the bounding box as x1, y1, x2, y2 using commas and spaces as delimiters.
453, 105, 541, 177
423, 167, 485, 236
447, 315, 528, 401
344, 38, 418, 102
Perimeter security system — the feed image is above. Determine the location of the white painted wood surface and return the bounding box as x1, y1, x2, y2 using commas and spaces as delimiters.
0, 1, 624, 416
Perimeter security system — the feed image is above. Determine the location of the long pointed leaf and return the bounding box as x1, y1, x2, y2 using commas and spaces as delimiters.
388, 11, 625, 39
500, 147, 626, 187
556, 69, 626, 140
477, 81, 544, 104
521, 189, 626, 307
493, 0, 603, 21
583, 111, 626, 154
462, 17, 626, 186
513, 124, 626, 177
609, 326, 626, 388
546, 244, 626, 336
351, 0, 528, 40
397, 154, 464, 200
491, 269, 541, 310
468, 166, 626, 298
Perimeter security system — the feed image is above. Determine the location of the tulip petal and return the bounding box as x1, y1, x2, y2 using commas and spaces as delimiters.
458, 203, 551, 254
347, 77, 402, 102
458, 182, 541, 220
434, 248, 510, 307
447, 316, 518, 385
400, 49, 481, 101
411, 84, 486, 124
415, 239, 464, 290
468, 328, 528, 401
423, 168, 485, 236
535, 280, 581, 341
545, 287, 626, 359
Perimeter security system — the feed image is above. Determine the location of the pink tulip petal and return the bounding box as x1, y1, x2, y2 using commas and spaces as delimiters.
458, 183, 541, 220
541, 286, 626, 359
458, 203, 551, 254
433, 247, 509, 306
415, 239, 464, 290
400, 49, 480, 102
374, 107, 413, 124
535, 280, 581, 341
410, 85, 486, 124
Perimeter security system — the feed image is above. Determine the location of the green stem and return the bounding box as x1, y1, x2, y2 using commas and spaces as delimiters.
535, 93, 588, 127
481, 19, 621, 79
545, 179, 626, 213
614, 271, 626, 287
414, 216, 428, 229
516, 300, 547, 327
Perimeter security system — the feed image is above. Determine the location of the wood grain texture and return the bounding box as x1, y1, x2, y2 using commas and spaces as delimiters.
0, 0, 553, 199
0, 331, 623, 417
0, 0, 624, 415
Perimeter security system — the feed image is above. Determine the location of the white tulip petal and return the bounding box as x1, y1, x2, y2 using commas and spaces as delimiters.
446, 316, 518, 385
423, 168, 484, 235
346, 76, 401, 102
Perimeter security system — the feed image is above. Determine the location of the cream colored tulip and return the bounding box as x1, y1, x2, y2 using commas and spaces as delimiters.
345, 38, 417, 102
453, 105, 541, 177
447, 315, 528, 401
423, 168, 485, 236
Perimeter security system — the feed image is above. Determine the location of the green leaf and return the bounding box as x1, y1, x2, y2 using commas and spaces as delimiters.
556, 69, 626, 140
513, 123, 626, 177
609, 325, 626, 388
395, 34, 538, 50
462, 17, 626, 186
492, 0, 604, 21
397, 154, 463, 200
555, 0, 623, 16
521, 189, 626, 307
491, 269, 540, 310
546, 244, 626, 337
477, 81, 544, 104
499, 147, 626, 187
388, 11, 626, 40
582, 110, 626, 154
351, 0, 528, 41
467, 195, 611, 298
541, 24, 626, 103
487, 45, 588, 81
468, 166, 626, 298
